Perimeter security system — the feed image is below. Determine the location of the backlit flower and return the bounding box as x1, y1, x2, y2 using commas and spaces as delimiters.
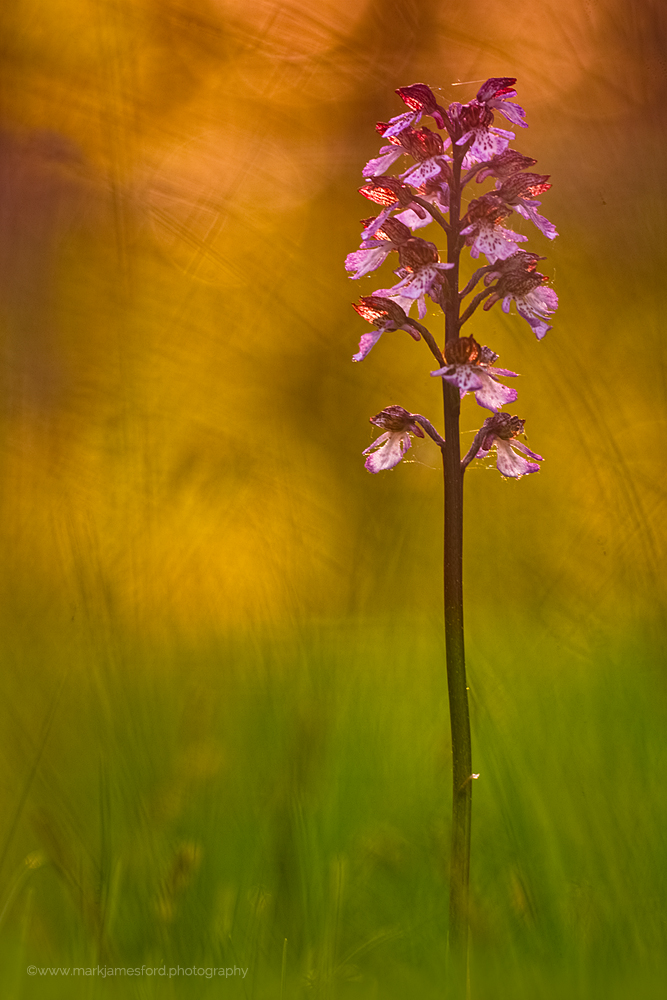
474, 149, 537, 184
381, 84, 448, 139
393, 170, 452, 230
345, 217, 411, 279
357, 176, 429, 237
358, 175, 418, 210
496, 172, 557, 240
475, 413, 542, 477
351, 295, 421, 362
450, 102, 514, 163
374, 237, 454, 318
483, 252, 557, 339
475, 78, 527, 128
364, 124, 452, 185
460, 194, 528, 263
363, 405, 424, 473
395, 127, 452, 188
430, 336, 518, 412
362, 144, 405, 179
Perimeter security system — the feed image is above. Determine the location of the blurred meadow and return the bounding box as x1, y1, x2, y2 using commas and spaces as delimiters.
1, 0, 666, 996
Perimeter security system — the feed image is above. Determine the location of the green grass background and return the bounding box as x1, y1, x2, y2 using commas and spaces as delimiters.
1, 0, 666, 996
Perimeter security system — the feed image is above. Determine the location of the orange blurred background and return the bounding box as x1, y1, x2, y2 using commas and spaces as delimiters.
0, 0, 665, 640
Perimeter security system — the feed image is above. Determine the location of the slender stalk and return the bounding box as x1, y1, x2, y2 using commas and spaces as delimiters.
459, 286, 494, 327
411, 195, 451, 234
461, 427, 486, 471
442, 142, 473, 979
280, 938, 287, 1000
408, 320, 446, 366
459, 265, 492, 299
411, 414, 446, 448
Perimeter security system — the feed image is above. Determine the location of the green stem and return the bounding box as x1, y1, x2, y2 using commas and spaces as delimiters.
442, 143, 473, 982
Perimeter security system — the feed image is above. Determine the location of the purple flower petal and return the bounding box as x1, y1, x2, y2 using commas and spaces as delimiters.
361, 206, 394, 240
362, 146, 404, 178
435, 366, 483, 393
465, 224, 528, 264
458, 127, 515, 162
345, 246, 391, 279
514, 286, 558, 339
352, 330, 383, 362
382, 111, 419, 139
394, 207, 433, 231
486, 365, 518, 377
514, 202, 558, 239
495, 439, 541, 477
363, 430, 412, 472
400, 158, 445, 187
472, 374, 518, 412
512, 439, 543, 461
493, 100, 527, 128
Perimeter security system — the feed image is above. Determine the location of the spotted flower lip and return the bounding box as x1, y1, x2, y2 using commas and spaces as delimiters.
370, 236, 454, 319
430, 336, 518, 412
400, 154, 450, 189
475, 413, 542, 477
375, 258, 454, 319
503, 283, 558, 339
451, 102, 515, 163
460, 194, 528, 263
363, 405, 424, 473
483, 254, 558, 339
351, 295, 421, 362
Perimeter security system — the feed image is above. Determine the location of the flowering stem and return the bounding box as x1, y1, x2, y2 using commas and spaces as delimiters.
442, 141, 473, 978
350, 77, 556, 993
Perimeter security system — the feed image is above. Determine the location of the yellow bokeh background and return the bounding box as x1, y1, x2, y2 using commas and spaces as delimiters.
0, 0, 665, 640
